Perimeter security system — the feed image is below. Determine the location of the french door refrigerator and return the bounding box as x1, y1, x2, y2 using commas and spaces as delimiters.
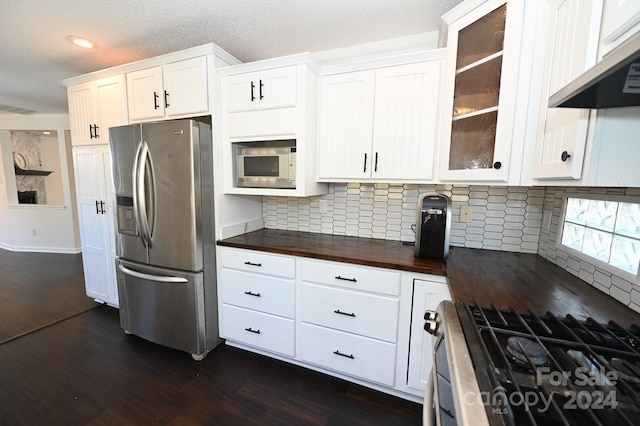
109, 116, 222, 360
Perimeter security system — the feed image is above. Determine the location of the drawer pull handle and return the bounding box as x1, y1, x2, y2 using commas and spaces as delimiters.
244, 291, 261, 297
335, 275, 357, 282
245, 327, 261, 334
244, 261, 262, 267
334, 309, 356, 317
333, 350, 354, 359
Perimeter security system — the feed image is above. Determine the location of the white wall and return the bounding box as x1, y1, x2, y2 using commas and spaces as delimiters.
40, 134, 64, 204
0, 114, 80, 253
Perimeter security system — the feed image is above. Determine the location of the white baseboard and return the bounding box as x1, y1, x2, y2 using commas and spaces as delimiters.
0, 243, 81, 254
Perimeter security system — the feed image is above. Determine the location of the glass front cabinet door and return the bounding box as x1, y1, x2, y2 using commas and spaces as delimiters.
439, 0, 526, 183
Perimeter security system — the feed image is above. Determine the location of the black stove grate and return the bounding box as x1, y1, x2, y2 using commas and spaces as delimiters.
457, 302, 640, 426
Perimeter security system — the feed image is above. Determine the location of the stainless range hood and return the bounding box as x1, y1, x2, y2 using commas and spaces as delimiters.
549, 30, 640, 109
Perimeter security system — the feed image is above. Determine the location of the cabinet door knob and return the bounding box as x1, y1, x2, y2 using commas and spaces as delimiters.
493, 161, 502, 169
153, 91, 159, 109
93, 124, 99, 138
250, 81, 256, 101
89, 124, 94, 139
95, 200, 100, 214
561, 151, 571, 162
164, 90, 170, 108
363, 153, 368, 173
259, 79, 264, 100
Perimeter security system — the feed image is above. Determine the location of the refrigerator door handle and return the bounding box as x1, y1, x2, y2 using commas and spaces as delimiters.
144, 140, 157, 242
136, 141, 153, 248
132, 141, 148, 247
118, 264, 188, 283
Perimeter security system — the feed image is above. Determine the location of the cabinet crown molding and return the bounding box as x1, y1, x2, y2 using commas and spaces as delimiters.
61, 43, 240, 87
319, 48, 446, 76
217, 52, 321, 77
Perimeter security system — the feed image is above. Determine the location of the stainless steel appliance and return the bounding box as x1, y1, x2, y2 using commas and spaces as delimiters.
415, 194, 451, 260
550, 30, 640, 109
423, 301, 640, 425
109, 117, 222, 360
234, 141, 297, 188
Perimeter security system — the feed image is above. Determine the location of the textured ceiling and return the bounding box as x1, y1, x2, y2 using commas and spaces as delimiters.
0, 0, 463, 114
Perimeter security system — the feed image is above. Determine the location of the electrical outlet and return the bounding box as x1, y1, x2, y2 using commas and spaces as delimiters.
460, 206, 473, 223
31, 229, 37, 237
319, 199, 328, 214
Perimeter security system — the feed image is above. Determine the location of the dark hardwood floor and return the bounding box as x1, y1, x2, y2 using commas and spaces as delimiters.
0, 249, 96, 343
0, 251, 423, 425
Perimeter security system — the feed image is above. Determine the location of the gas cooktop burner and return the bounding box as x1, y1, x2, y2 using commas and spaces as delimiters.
609, 358, 640, 385
505, 336, 549, 366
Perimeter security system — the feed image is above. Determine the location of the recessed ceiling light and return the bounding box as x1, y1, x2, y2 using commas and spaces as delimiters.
66, 35, 99, 49
42, 131, 51, 135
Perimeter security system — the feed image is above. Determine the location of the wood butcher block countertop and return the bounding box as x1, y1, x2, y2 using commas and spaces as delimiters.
217, 229, 640, 328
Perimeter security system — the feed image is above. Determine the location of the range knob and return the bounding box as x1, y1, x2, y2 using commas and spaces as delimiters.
424, 319, 438, 335
424, 310, 437, 321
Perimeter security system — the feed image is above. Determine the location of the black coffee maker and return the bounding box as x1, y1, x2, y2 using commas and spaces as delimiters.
414, 194, 451, 260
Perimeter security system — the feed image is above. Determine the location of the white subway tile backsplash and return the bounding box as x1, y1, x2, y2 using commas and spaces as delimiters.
263, 183, 640, 313
263, 183, 545, 251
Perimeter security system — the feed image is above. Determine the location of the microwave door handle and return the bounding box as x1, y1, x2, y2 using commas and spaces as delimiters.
132, 141, 147, 247
118, 264, 188, 283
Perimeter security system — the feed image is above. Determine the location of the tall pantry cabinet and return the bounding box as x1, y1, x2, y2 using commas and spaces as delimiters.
72, 146, 119, 306
66, 75, 128, 307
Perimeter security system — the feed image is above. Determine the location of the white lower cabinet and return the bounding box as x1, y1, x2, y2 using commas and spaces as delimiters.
406, 278, 452, 391
216, 245, 450, 401
72, 145, 118, 307
217, 247, 296, 357
299, 283, 399, 343
221, 304, 295, 356
299, 323, 397, 386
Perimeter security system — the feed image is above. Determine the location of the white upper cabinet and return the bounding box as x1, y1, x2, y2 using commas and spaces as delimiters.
318, 70, 376, 180
439, 0, 534, 184
599, 0, 640, 56
67, 75, 128, 146
219, 54, 326, 197
318, 55, 444, 182
532, 0, 603, 180
223, 66, 297, 113
127, 56, 208, 121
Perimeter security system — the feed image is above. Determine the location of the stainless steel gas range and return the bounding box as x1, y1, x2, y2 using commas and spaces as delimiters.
424, 301, 640, 425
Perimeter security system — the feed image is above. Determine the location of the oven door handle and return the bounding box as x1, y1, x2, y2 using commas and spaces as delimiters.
423, 368, 436, 426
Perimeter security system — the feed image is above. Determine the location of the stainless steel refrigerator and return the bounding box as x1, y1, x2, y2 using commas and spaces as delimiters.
109, 117, 222, 360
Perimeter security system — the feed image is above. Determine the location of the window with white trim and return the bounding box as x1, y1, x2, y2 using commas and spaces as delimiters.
560, 196, 640, 279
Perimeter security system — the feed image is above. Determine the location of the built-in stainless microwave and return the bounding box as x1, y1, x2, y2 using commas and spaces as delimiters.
235, 144, 297, 189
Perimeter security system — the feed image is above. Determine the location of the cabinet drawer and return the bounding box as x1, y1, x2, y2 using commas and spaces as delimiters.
298, 323, 396, 386
219, 269, 295, 318
221, 304, 295, 357
300, 283, 399, 342
218, 247, 295, 278
301, 260, 400, 296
